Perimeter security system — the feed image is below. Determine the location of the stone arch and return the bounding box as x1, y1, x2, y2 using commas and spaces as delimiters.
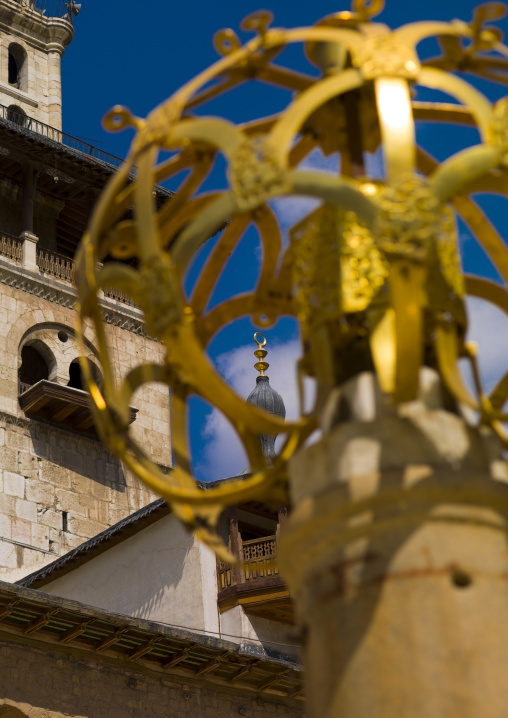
7, 305, 99, 358
7, 42, 28, 92
7, 104, 27, 127
0, 705, 30, 717
18, 340, 55, 392
68, 355, 103, 391
20, 322, 102, 386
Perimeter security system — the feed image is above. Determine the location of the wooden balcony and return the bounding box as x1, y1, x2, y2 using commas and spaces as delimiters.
217, 535, 294, 624
18, 379, 138, 436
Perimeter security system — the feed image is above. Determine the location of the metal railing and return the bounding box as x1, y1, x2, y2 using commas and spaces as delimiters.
14, 1, 74, 20
218, 534, 279, 590
34, 246, 137, 308
36, 247, 74, 282
0, 104, 124, 169
104, 287, 137, 307
0, 231, 22, 264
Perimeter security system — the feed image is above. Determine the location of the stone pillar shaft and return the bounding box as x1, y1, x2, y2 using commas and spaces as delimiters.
47, 50, 62, 131
278, 371, 508, 718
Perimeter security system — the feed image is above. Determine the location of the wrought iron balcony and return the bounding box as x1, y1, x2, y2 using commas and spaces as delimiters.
0, 103, 124, 169
13, 0, 77, 22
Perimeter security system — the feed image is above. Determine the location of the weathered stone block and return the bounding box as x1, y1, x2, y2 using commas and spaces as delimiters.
0, 515, 11, 540
0, 541, 17, 568
15, 499, 37, 523
4, 471, 25, 498
11, 518, 31, 545
31, 523, 50, 551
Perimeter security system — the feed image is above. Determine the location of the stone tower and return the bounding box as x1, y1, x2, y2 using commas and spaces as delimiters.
0, 0, 75, 130
0, 1, 172, 582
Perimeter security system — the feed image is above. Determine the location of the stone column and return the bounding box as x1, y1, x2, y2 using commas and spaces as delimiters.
20, 230, 39, 272
47, 46, 62, 130
278, 369, 508, 718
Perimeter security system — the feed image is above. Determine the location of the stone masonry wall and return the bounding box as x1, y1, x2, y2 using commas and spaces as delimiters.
0, 3, 73, 129
0, 268, 170, 582
0, 638, 305, 718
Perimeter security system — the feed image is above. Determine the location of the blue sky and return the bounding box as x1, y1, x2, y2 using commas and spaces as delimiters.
60, 1, 508, 480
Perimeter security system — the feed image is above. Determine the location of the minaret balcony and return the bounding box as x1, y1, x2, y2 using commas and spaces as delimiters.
217, 534, 294, 624
18, 379, 138, 436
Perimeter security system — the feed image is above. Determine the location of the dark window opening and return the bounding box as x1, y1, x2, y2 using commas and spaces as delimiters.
18, 345, 49, 393
62, 511, 68, 532
7, 43, 27, 92
8, 52, 18, 86
238, 520, 277, 543
67, 360, 83, 390
7, 105, 27, 127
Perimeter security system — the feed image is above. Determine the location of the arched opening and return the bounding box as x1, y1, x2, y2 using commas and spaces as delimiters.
7, 105, 27, 128
0, 706, 30, 717
67, 359, 83, 390
8, 43, 27, 92
68, 357, 102, 391
18, 344, 49, 393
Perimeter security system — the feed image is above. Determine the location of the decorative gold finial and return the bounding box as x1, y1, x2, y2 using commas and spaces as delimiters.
253, 332, 269, 376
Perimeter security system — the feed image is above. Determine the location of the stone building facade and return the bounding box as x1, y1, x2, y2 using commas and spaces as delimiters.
0, 581, 304, 717
0, 0, 73, 129
0, 0, 171, 582
0, 263, 169, 581
0, 3, 306, 714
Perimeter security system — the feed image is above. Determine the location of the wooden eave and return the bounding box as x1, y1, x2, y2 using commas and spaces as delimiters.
0, 121, 173, 255
0, 582, 303, 701
218, 576, 294, 624
18, 379, 137, 436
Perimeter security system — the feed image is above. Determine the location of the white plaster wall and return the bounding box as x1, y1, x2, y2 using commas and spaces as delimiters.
43, 514, 220, 637
220, 605, 299, 660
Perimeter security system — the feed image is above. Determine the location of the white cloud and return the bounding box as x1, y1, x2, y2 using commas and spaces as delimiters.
269, 147, 385, 235
465, 296, 508, 393
195, 288, 508, 482
197, 339, 315, 482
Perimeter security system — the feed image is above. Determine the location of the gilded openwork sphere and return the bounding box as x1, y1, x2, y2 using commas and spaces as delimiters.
76, 0, 508, 556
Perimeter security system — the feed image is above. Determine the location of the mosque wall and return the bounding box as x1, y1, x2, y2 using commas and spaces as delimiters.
0, 264, 170, 582
0, 638, 304, 718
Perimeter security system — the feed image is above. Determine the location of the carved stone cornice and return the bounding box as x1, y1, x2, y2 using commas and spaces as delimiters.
0, 0, 74, 52
0, 257, 147, 336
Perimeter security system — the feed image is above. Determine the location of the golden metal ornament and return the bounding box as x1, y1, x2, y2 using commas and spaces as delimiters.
76, 0, 508, 560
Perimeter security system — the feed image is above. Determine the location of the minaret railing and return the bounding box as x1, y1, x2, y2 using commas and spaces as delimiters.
13, 0, 73, 20
0, 230, 22, 264
0, 103, 125, 169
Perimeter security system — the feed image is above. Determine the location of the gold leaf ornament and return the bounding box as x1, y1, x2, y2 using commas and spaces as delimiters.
76, 1, 508, 560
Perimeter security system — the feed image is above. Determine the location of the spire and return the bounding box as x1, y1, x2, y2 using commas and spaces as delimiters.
246, 333, 286, 462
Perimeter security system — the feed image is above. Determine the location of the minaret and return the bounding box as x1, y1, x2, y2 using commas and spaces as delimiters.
0, 0, 78, 130
246, 332, 286, 463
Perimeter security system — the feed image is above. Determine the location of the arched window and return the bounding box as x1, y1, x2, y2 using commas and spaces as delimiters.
18, 344, 49, 393
7, 105, 27, 128
8, 43, 27, 92
67, 359, 83, 390
68, 357, 102, 391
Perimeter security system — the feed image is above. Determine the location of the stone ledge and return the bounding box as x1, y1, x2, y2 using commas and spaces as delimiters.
0, 256, 147, 336
0, 81, 38, 108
